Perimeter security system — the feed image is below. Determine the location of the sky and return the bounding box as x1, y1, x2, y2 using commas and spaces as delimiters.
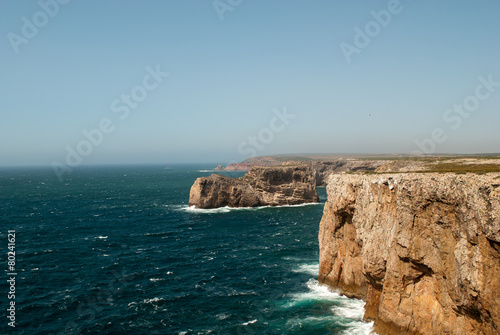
1, 0, 500, 167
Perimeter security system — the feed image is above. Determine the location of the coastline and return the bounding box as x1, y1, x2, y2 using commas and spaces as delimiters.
191, 155, 500, 333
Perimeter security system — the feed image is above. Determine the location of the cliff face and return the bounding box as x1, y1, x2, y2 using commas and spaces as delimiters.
189, 165, 319, 208
319, 173, 500, 335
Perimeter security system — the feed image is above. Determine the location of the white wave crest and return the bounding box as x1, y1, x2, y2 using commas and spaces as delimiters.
142, 297, 164, 304
181, 202, 321, 214
332, 298, 365, 320
241, 319, 258, 326
340, 320, 376, 335
216, 313, 230, 320
292, 263, 319, 276
282, 279, 377, 334
283, 279, 342, 308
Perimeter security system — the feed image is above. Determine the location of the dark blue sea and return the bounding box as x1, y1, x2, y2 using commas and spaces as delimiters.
1, 165, 374, 334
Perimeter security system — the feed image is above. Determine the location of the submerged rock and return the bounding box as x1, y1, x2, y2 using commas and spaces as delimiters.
318, 173, 500, 335
188, 165, 319, 208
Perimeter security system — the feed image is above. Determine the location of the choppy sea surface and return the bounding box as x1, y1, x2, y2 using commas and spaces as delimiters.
1, 165, 374, 334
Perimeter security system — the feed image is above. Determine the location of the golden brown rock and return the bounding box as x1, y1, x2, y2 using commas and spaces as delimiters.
189, 165, 319, 208
319, 173, 500, 335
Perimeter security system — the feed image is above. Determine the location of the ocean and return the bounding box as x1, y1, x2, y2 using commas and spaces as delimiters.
1, 165, 374, 334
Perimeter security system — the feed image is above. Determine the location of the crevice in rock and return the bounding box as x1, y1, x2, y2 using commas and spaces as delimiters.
410, 264, 432, 282
487, 238, 500, 254
339, 212, 353, 225
334, 211, 354, 234
399, 257, 434, 286
364, 272, 384, 291
456, 305, 483, 323
336, 262, 343, 287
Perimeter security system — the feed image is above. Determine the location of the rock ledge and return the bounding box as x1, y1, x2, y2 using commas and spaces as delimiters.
189, 165, 319, 208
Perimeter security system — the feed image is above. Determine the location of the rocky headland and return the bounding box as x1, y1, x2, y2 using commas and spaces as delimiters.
188, 165, 319, 208
318, 172, 500, 334
284, 159, 386, 186
217, 155, 394, 174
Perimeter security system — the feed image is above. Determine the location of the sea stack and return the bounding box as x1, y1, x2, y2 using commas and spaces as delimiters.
189, 165, 319, 208
318, 173, 500, 335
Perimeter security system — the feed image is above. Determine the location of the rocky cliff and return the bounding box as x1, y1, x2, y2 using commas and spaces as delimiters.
319, 173, 500, 334
189, 165, 319, 208
219, 158, 387, 185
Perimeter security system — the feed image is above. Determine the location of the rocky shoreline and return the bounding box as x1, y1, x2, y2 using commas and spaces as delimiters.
189, 155, 500, 333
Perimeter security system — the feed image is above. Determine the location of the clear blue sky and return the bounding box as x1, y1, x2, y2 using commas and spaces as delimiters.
1, 0, 499, 166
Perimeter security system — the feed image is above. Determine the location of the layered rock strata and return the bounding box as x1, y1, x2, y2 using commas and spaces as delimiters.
189, 165, 319, 208
319, 173, 500, 334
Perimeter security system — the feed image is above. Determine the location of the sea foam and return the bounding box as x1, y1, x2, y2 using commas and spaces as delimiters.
283, 278, 377, 334
180, 202, 321, 214
292, 263, 320, 276
283, 278, 343, 308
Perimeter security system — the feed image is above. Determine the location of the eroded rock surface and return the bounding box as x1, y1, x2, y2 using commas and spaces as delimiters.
189, 165, 319, 208
319, 173, 500, 335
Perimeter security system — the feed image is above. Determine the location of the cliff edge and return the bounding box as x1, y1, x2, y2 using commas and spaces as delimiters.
319, 173, 500, 334
189, 165, 319, 208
